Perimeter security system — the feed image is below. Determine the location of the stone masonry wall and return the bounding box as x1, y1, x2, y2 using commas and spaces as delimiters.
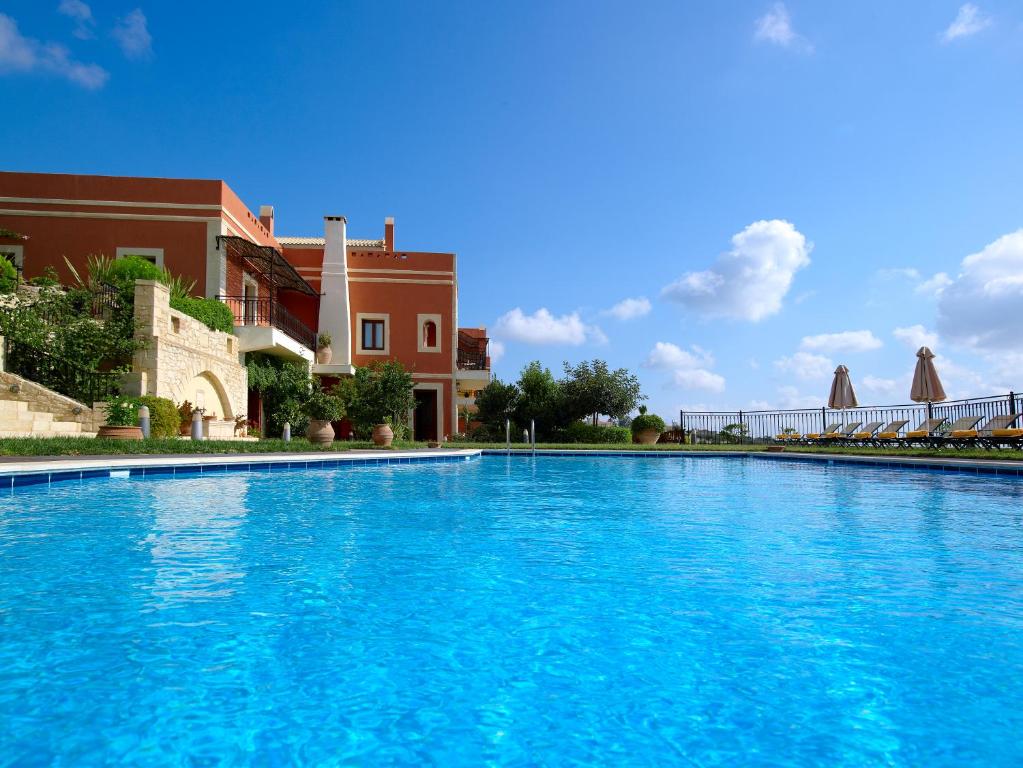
126, 280, 247, 419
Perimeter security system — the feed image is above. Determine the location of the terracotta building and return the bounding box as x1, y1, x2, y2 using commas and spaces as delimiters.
0, 171, 490, 441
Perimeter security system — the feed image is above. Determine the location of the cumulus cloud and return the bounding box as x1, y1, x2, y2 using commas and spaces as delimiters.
893, 324, 939, 351
915, 272, 952, 297
644, 342, 725, 393
774, 351, 834, 380
661, 219, 811, 322
0, 13, 107, 88
57, 0, 95, 39
800, 330, 882, 353
754, 3, 813, 52
876, 266, 952, 298
936, 229, 1023, 352
861, 375, 900, 396
113, 8, 152, 59
492, 308, 605, 346
488, 339, 505, 364
603, 297, 651, 321
776, 385, 823, 409
942, 3, 991, 42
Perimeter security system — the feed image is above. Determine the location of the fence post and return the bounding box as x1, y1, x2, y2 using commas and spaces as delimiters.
738, 410, 744, 445
1011, 392, 1017, 416
821, 407, 826, 432
927, 401, 934, 421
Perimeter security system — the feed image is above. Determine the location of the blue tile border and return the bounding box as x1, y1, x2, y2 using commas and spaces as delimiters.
0, 451, 482, 493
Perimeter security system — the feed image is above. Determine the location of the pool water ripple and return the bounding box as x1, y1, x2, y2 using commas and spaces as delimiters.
1, 456, 1023, 765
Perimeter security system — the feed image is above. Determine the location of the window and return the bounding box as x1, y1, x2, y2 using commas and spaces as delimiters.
356, 313, 390, 355
362, 319, 385, 350
116, 247, 164, 268
242, 274, 259, 325
417, 313, 442, 353
0, 245, 24, 270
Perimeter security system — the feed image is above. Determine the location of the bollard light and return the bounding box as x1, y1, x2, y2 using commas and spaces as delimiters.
191, 410, 203, 441
282, 422, 291, 442
138, 405, 150, 439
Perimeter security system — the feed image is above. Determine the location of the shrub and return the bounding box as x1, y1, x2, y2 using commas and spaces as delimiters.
0, 258, 17, 294
630, 407, 666, 437
104, 395, 138, 427
316, 331, 332, 350
561, 421, 631, 444
107, 255, 166, 289
27, 266, 60, 288
170, 296, 235, 334
301, 389, 345, 422
339, 361, 415, 432
135, 395, 179, 438
246, 354, 311, 437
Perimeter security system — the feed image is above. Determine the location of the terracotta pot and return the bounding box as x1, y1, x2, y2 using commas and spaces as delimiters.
633, 428, 660, 445
179, 423, 190, 436
316, 346, 332, 365
427, 441, 440, 449
98, 425, 144, 441
306, 419, 335, 445
372, 423, 394, 447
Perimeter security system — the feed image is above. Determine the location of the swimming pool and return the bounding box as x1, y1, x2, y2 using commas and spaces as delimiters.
2, 454, 1022, 765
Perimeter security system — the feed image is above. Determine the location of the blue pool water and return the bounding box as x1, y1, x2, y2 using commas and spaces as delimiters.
2, 455, 1023, 766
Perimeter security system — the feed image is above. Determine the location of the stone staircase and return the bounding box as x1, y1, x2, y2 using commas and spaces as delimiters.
0, 371, 102, 438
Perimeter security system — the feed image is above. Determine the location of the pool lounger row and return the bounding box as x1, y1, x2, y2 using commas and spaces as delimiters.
775, 414, 1023, 449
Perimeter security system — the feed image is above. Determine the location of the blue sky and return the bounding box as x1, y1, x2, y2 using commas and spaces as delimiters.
2, 1, 1023, 420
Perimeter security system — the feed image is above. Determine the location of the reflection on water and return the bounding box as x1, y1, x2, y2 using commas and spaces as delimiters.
144, 475, 250, 608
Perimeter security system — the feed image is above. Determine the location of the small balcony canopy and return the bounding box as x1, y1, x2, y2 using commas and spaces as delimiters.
216, 235, 318, 296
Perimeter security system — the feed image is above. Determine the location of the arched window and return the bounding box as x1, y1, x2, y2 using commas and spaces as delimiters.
423, 320, 437, 349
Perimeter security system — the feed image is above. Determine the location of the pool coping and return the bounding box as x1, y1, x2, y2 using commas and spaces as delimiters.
0, 449, 482, 490
479, 448, 1023, 476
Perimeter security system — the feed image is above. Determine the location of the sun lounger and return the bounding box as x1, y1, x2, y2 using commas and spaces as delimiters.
977, 414, 1023, 449
800, 422, 843, 442
818, 422, 863, 441
928, 416, 984, 448
845, 421, 884, 443
871, 419, 910, 445
890, 417, 947, 447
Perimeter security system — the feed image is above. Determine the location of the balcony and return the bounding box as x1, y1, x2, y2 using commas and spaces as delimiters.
457, 331, 489, 371
218, 296, 317, 361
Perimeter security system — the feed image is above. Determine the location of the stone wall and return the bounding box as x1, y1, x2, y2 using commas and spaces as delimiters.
125, 280, 247, 421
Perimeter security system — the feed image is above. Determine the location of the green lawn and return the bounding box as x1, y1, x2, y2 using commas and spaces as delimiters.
0, 437, 1019, 462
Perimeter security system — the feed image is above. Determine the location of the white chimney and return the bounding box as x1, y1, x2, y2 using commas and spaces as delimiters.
318, 216, 351, 368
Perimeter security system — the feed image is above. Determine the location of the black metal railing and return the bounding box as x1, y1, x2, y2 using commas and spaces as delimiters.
3, 337, 121, 406
680, 391, 1022, 445
457, 332, 489, 370
217, 295, 317, 351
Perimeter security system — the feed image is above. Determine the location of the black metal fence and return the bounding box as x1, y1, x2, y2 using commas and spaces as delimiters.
217, 295, 317, 351
680, 392, 1022, 444
3, 337, 121, 406
457, 331, 489, 370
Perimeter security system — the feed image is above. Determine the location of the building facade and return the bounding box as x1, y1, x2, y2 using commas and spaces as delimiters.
0, 171, 490, 440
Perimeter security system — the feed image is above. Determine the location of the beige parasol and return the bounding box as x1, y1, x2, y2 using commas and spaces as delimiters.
828, 365, 858, 411
910, 347, 947, 404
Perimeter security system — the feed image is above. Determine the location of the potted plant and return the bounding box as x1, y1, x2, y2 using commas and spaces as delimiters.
301, 388, 344, 445
99, 395, 144, 440
234, 413, 248, 437
630, 406, 665, 445
177, 400, 193, 436
315, 331, 332, 365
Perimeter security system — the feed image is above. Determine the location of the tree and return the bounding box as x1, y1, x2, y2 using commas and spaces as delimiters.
513, 361, 569, 438
339, 360, 416, 438
561, 359, 644, 425
246, 353, 312, 437
474, 378, 519, 429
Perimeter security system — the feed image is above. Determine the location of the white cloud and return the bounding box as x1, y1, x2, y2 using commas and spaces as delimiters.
0, 13, 107, 89
776, 385, 823, 409
57, 0, 94, 39
861, 375, 899, 396
661, 219, 811, 322
113, 8, 152, 59
936, 229, 1023, 352
877, 267, 921, 281
915, 272, 952, 297
942, 3, 991, 42
488, 339, 505, 364
603, 296, 651, 321
800, 330, 882, 353
774, 351, 834, 380
644, 342, 724, 393
754, 3, 813, 52
492, 308, 604, 346
893, 324, 939, 351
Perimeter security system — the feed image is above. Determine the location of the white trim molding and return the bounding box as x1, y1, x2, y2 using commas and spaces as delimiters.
349, 277, 453, 286
356, 312, 390, 356
116, 247, 165, 268
417, 313, 442, 354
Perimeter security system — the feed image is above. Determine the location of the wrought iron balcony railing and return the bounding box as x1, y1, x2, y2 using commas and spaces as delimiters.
217, 295, 317, 351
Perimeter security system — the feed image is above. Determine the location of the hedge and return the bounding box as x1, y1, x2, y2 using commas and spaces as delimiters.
135, 395, 181, 438
170, 296, 235, 335
560, 422, 631, 444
